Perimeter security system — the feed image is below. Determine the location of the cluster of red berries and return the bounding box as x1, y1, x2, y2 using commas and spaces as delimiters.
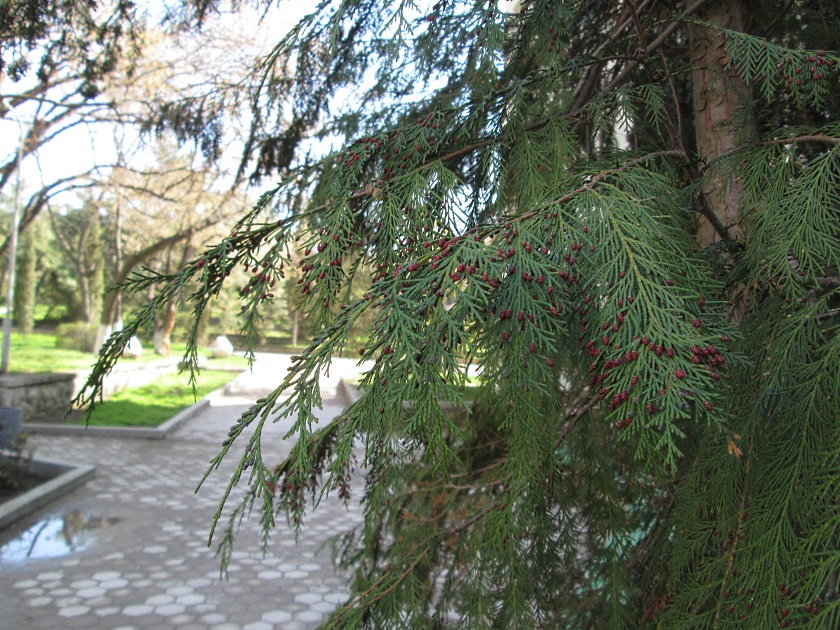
742, 48, 836, 95
615, 416, 632, 430
415, 111, 443, 129
194, 253, 232, 286
239, 256, 281, 302
275, 474, 314, 528
776, 50, 833, 87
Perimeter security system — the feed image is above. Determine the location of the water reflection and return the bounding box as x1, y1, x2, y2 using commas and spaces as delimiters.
0, 511, 120, 563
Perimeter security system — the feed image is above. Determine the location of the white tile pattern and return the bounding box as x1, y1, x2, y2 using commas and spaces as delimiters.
0, 354, 366, 629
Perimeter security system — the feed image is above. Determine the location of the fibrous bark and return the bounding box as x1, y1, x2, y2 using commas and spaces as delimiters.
690, 0, 750, 246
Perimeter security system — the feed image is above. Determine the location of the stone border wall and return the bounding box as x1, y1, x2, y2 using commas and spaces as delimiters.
73, 358, 183, 400
22, 374, 234, 439
0, 358, 183, 422
0, 455, 96, 530
0, 373, 76, 422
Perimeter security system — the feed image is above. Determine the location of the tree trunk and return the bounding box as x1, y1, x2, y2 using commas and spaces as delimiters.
153, 237, 193, 356
690, 0, 750, 247
13, 228, 37, 336
78, 271, 92, 324
153, 300, 177, 356
113, 200, 122, 330
291, 310, 299, 348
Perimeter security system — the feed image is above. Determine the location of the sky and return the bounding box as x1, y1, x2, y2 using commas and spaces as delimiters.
1, 0, 471, 213
0, 0, 318, 209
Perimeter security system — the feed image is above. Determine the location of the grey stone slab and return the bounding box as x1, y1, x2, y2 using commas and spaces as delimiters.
0, 456, 96, 530
0, 353, 366, 629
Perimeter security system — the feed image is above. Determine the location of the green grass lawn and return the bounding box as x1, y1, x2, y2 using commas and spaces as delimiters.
4, 332, 250, 373
5, 332, 103, 373
81, 370, 237, 427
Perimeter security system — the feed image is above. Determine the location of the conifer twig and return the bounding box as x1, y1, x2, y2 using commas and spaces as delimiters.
555, 388, 599, 449
596, 0, 715, 100
521, 149, 688, 224
344, 502, 499, 610
762, 133, 840, 147
815, 308, 840, 321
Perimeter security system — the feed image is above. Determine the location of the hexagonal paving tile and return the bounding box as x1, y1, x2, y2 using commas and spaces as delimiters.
312, 601, 337, 614
92, 571, 121, 581
176, 594, 205, 606
295, 593, 323, 605
77, 587, 107, 599
36, 572, 63, 582
170, 613, 195, 624
143, 545, 167, 554
146, 594, 175, 606
324, 592, 348, 604
257, 570, 283, 580
262, 610, 293, 623
193, 603, 217, 614
0, 362, 370, 630
156, 603, 187, 616
123, 604, 155, 616
185, 578, 212, 588
300, 563, 321, 571
57, 605, 91, 618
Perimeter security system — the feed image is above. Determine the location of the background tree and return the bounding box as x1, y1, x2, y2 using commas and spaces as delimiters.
79, 1, 840, 628
0, 0, 272, 260
29, 217, 79, 323
11, 225, 35, 334
48, 200, 105, 325
96, 140, 251, 354
0, 0, 144, 257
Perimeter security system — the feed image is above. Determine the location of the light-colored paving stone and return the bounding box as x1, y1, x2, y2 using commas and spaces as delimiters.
0, 353, 366, 629
37, 571, 63, 581
262, 610, 293, 623
156, 603, 187, 616
58, 605, 91, 617
147, 594, 175, 606
92, 571, 120, 581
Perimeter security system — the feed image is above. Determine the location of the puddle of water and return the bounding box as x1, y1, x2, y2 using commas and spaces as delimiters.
0, 511, 121, 563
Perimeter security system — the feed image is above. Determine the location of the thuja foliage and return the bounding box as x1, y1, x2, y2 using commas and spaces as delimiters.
76, 1, 840, 627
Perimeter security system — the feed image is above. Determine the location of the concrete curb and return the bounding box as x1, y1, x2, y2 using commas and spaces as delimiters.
0, 455, 96, 530
337, 379, 363, 407
21, 378, 234, 440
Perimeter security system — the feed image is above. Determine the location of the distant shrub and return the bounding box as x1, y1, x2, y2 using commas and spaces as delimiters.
54, 323, 98, 353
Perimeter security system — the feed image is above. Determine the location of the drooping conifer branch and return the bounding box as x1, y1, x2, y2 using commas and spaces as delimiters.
74, 1, 840, 626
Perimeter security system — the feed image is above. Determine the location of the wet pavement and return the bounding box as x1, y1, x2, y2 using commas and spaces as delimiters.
0, 354, 369, 630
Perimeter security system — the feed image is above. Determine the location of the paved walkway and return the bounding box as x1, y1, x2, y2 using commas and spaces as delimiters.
0, 354, 369, 630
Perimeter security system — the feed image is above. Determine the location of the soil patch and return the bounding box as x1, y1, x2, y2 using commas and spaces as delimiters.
0, 471, 52, 504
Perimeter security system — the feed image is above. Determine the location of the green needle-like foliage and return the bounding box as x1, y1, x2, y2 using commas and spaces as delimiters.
75, 1, 840, 627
